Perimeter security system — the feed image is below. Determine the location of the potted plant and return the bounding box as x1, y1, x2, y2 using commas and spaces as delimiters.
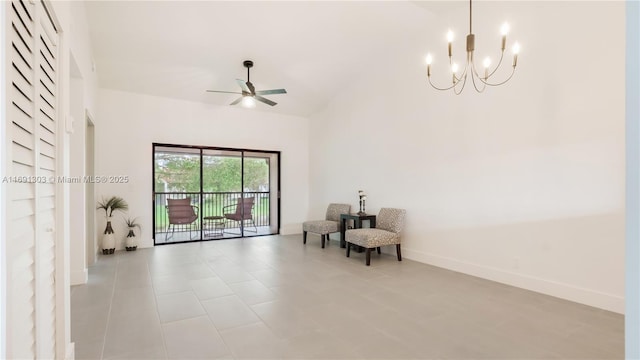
124, 217, 141, 251
97, 196, 128, 254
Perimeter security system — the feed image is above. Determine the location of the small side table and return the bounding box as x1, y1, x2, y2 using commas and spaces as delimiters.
203, 216, 225, 238
340, 213, 377, 248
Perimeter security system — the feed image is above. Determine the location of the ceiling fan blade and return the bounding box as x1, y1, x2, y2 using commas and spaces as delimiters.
246, 81, 256, 95
236, 79, 250, 93
255, 89, 287, 95
254, 95, 277, 106
230, 97, 243, 105
206, 90, 242, 94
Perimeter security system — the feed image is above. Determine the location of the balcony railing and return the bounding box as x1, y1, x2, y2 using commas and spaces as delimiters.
154, 191, 270, 234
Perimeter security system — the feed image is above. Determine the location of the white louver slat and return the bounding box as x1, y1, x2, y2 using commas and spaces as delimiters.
7, 1, 37, 357
35, 1, 58, 358
5, 0, 59, 358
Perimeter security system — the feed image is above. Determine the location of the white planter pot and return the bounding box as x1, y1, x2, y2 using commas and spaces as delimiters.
102, 233, 115, 254
125, 227, 137, 251
102, 218, 116, 255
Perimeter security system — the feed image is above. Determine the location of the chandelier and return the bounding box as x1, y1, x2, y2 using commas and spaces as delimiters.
425, 0, 520, 94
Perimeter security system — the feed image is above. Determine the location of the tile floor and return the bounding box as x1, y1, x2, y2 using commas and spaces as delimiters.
71, 234, 624, 359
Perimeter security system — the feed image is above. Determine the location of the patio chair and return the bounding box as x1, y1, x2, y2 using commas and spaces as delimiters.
166, 198, 199, 241
223, 197, 257, 234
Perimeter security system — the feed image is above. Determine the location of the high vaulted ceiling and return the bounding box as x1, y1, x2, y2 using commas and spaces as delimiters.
84, 1, 437, 117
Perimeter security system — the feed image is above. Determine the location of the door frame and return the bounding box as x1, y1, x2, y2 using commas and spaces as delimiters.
152, 142, 281, 245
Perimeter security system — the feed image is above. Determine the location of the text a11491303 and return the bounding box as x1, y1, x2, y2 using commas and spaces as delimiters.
1, 175, 130, 184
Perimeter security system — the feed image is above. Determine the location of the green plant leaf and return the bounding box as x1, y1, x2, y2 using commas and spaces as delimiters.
124, 216, 141, 229
97, 196, 129, 217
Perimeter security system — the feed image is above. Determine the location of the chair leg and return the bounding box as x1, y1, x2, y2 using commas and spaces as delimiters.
346, 243, 351, 257
303, 231, 307, 244
377, 247, 381, 254
366, 248, 371, 266
396, 244, 402, 261
246, 218, 258, 232
223, 219, 242, 236
321, 234, 325, 249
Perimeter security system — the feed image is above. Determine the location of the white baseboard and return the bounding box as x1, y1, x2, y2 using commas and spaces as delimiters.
65, 342, 75, 360
280, 223, 302, 235
70, 269, 88, 285
403, 247, 624, 314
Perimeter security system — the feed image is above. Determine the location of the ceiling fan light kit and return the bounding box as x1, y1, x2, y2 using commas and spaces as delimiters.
241, 96, 256, 108
207, 60, 287, 107
425, 0, 521, 94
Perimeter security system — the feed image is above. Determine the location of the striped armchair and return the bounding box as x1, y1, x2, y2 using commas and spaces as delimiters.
346, 208, 406, 266
303, 203, 351, 248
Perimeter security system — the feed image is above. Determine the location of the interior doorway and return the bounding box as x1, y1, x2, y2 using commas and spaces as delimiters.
152, 144, 280, 245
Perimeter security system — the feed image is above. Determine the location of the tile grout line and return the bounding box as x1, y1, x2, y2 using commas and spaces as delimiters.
202, 250, 242, 358
198, 249, 252, 359
145, 250, 170, 360
217, 251, 302, 357
98, 256, 118, 360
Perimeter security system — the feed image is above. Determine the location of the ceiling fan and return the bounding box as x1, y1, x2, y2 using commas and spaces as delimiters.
206, 60, 287, 107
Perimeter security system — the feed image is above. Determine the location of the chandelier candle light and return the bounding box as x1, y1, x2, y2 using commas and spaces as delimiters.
358, 190, 367, 215
425, 0, 520, 94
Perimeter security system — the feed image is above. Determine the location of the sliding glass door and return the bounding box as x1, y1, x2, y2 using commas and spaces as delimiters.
153, 144, 280, 245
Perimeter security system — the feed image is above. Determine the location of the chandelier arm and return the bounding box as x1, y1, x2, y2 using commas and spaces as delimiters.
470, 57, 482, 79
453, 60, 470, 84
470, 62, 488, 93
427, 76, 459, 91
469, 49, 515, 87
476, 66, 516, 86
447, 59, 471, 93
453, 74, 468, 95
486, 50, 506, 79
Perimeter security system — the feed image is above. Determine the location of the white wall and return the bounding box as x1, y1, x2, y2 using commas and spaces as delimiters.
56, 1, 100, 288
66, 2, 98, 115
309, 2, 625, 313
625, 0, 640, 355
95, 89, 309, 249
69, 73, 87, 285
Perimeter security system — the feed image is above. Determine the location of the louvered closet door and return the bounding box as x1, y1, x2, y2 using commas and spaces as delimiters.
6, 0, 59, 358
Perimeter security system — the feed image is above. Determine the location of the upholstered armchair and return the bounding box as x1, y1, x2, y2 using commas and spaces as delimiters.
302, 203, 351, 248
345, 208, 406, 266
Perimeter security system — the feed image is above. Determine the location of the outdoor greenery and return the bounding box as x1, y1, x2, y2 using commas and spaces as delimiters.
154, 196, 270, 230
154, 153, 269, 193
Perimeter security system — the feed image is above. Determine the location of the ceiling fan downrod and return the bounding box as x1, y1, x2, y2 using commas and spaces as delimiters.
243, 60, 253, 83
